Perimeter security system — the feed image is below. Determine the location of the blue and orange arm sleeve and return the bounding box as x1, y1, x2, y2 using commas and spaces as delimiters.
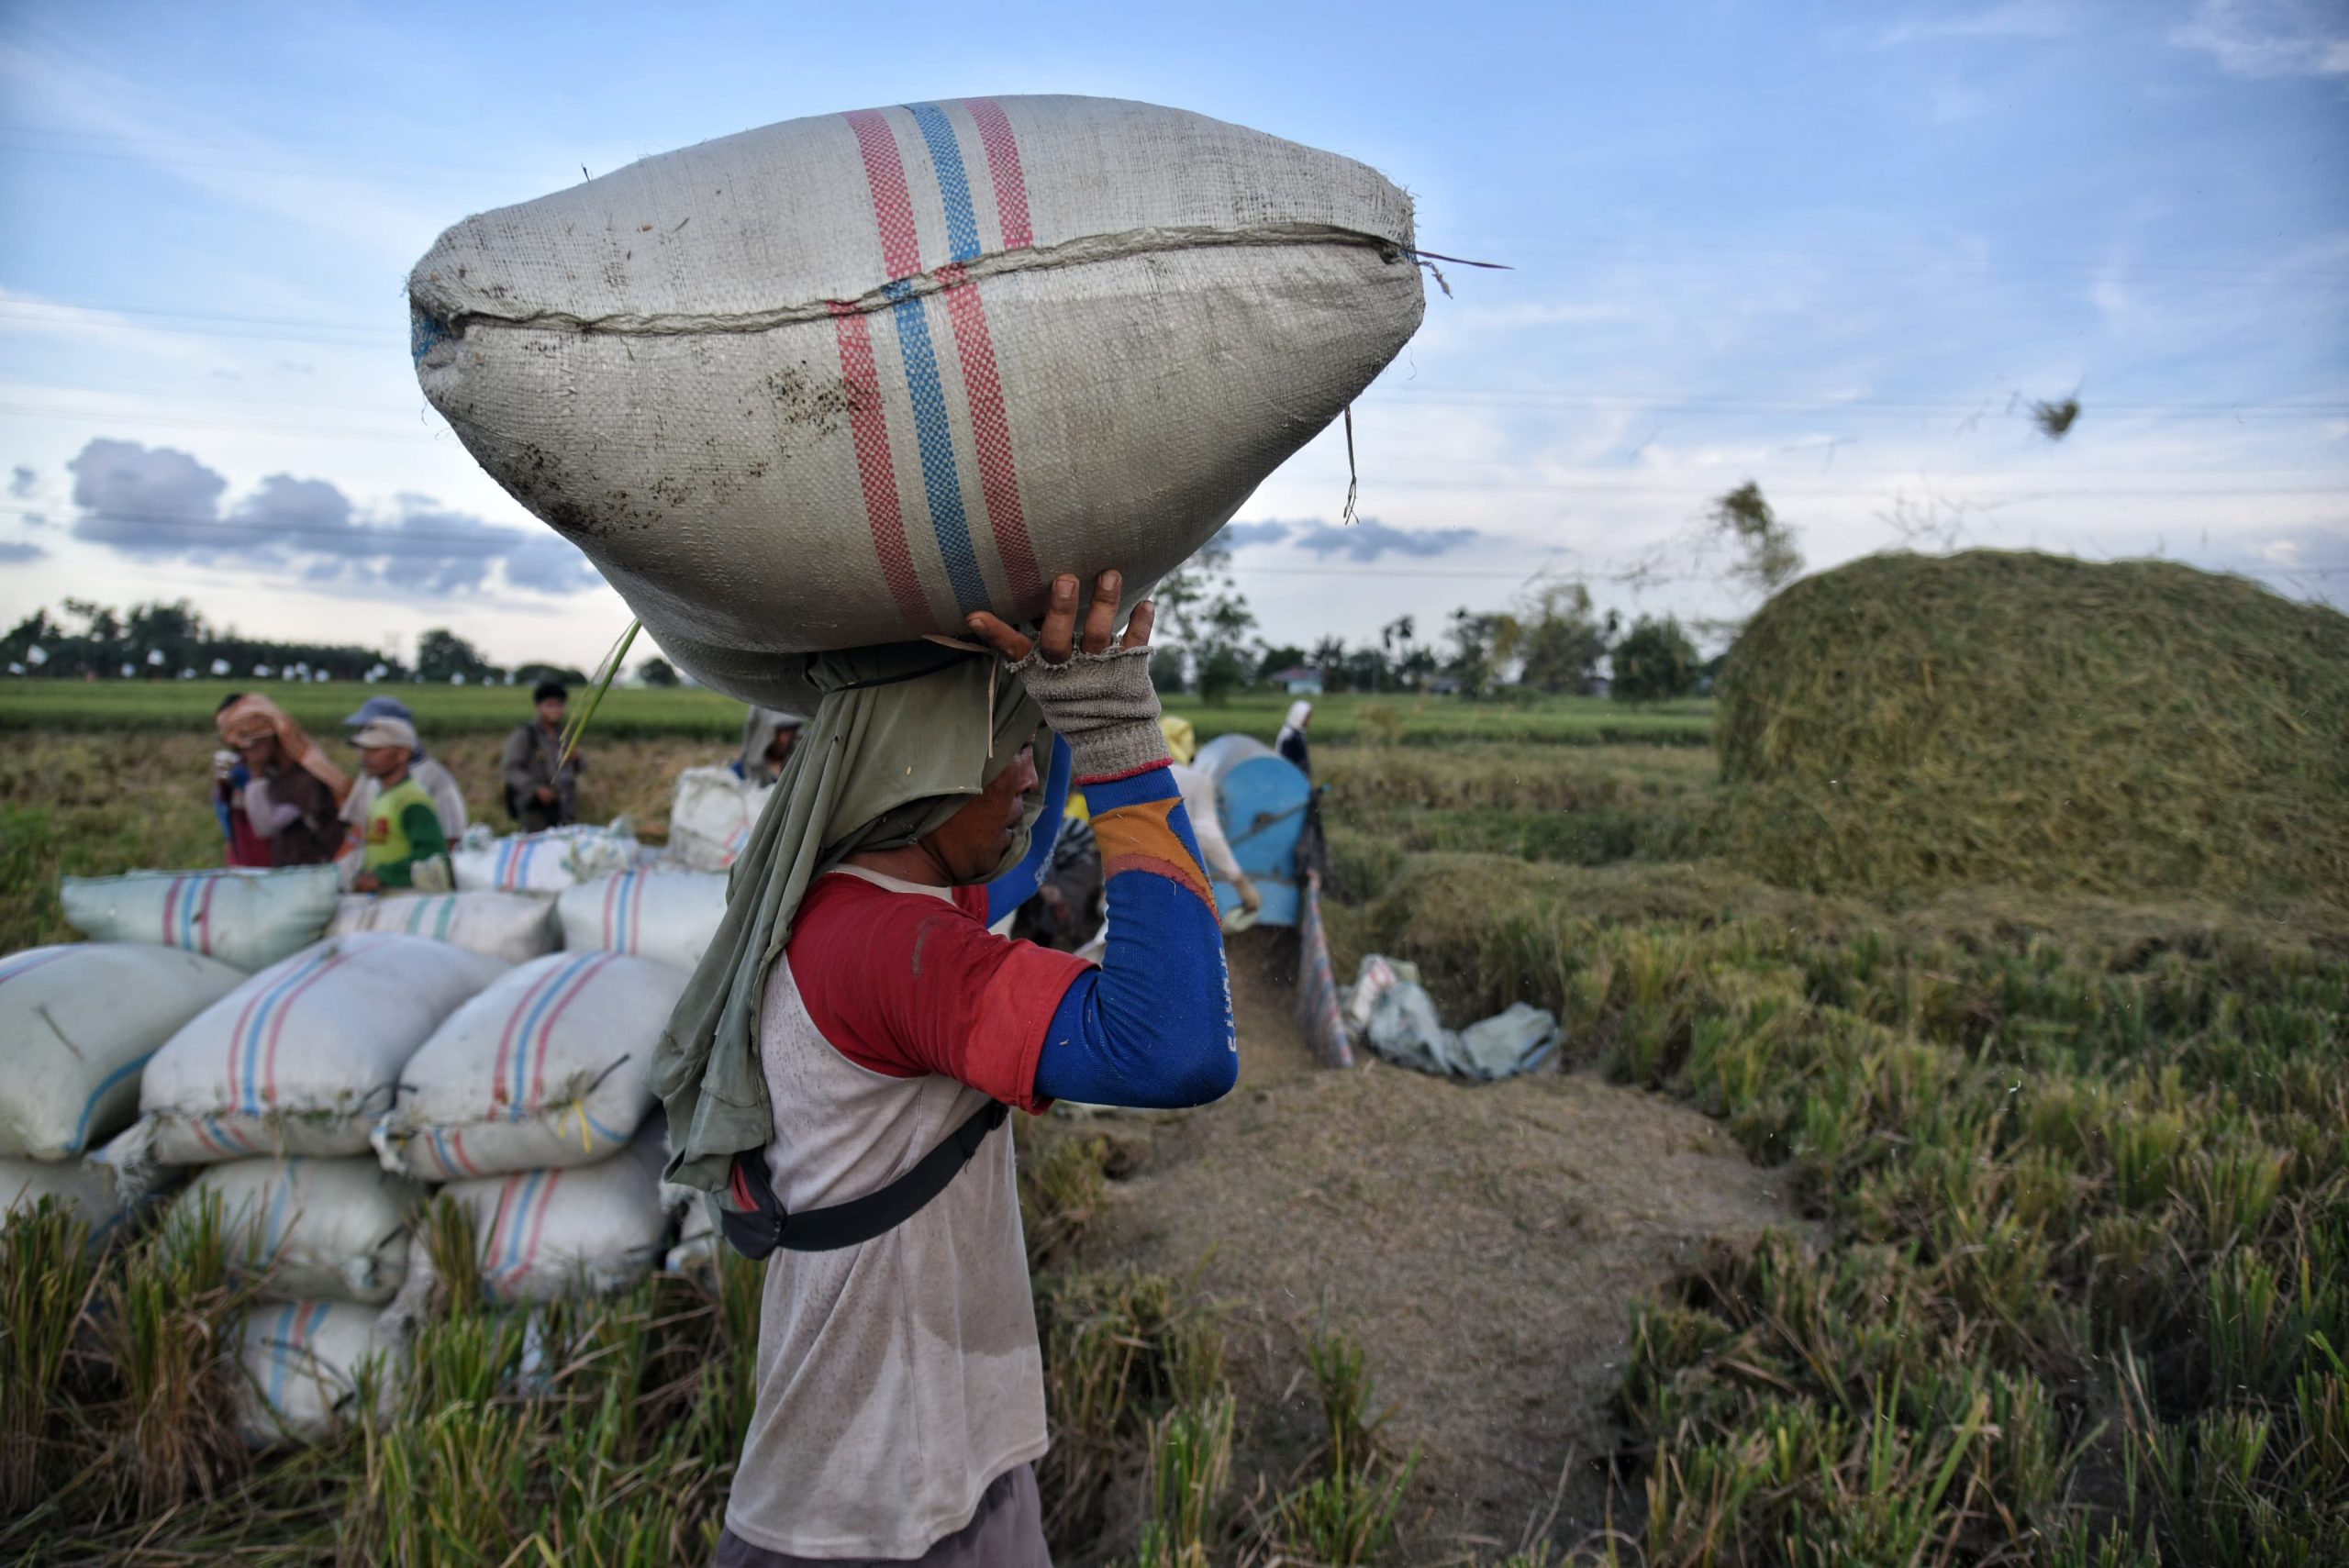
1031, 762, 1237, 1109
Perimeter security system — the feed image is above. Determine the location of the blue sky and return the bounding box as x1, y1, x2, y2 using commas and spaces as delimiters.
2, 0, 2343, 671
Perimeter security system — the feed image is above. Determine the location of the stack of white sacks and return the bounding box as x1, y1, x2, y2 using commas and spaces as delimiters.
0, 796, 739, 1444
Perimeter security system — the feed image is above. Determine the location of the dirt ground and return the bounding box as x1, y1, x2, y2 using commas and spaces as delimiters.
1064, 930, 1805, 1561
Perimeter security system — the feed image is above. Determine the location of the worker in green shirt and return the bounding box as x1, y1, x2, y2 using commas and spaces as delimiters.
351, 717, 455, 893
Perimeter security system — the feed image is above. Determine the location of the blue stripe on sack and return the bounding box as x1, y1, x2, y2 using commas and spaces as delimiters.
435, 896, 457, 941
265, 1301, 300, 1409
501, 1172, 546, 1277
429, 1127, 456, 1177
68, 1050, 154, 1154
262, 1160, 301, 1258
511, 956, 591, 1117
241, 953, 325, 1118
905, 102, 982, 263
885, 279, 988, 613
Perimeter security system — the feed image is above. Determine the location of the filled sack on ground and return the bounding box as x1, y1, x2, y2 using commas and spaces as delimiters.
178, 1157, 423, 1304
0, 943, 244, 1160
555, 869, 729, 975
126, 932, 509, 1169
328, 890, 559, 964
0, 1156, 135, 1240
438, 1141, 667, 1304
450, 824, 638, 895
239, 1299, 397, 1444
373, 952, 685, 1181
666, 766, 766, 872
409, 95, 1423, 706
59, 866, 340, 973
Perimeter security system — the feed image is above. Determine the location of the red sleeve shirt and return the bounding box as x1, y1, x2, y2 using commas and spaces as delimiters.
784, 870, 1093, 1114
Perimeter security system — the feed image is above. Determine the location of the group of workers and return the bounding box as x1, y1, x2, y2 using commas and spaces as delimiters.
208, 679, 586, 890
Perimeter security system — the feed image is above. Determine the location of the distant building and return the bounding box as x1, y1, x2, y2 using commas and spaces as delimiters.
1586, 675, 1612, 698
1268, 665, 1324, 695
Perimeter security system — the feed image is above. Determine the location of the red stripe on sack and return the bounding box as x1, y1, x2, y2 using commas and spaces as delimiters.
484, 1175, 521, 1263
261, 951, 351, 1109
195, 875, 220, 955
934, 261, 1041, 602
0, 950, 73, 987
960, 98, 1032, 250
829, 303, 930, 628
514, 1168, 562, 1284
491, 962, 567, 1111
530, 954, 613, 1110
448, 1128, 483, 1179
841, 108, 922, 281
161, 876, 184, 947
600, 871, 623, 950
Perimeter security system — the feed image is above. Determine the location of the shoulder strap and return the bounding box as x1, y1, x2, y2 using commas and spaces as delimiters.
718, 1100, 1009, 1259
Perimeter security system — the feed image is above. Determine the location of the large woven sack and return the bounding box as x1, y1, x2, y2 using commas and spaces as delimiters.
179, 1158, 423, 1304
328, 890, 559, 964
373, 951, 684, 1182
409, 95, 1423, 705
555, 869, 729, 975
60, 866, 340, 973
666, 766, 766, 872
438, 1144, 668, 1304
0, 943, 244, 1160
450, 824, 638, 895
129, 933, 509, 1167
239, 1299, 397, 1444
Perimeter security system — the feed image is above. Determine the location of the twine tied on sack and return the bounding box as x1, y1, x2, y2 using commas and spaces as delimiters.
1339, 249, 1509, 526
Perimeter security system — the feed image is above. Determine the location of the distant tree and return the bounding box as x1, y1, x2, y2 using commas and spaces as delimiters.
417, 628, 501, 684
638, 656, 680, 688
1611, 616, 1702, 702
1255, 645, 1308, 684
1150, 648, 1188, 694
1380, 615, 1419, 688
514, 662, 589, 688
1444, 607, 1516, 697
1513, 583, 1611, 695
1308, 635, 1350, 692
1197, 647, 1246, 706
1155, 535, 1257, 706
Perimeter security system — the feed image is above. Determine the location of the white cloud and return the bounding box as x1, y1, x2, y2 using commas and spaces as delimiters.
1872, 5, 2079, 48
2172, 0, 2349, 78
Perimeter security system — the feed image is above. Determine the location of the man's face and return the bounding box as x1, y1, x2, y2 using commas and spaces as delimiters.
236, 736, 282, 773
767, 726, 800, 769
922, 742, 1039, 884
536, 697, 566, 728
359, 744, 409, 780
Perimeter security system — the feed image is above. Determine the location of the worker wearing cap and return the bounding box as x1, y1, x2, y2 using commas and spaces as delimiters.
351, 717, 455, 893
340, 695, 469, 842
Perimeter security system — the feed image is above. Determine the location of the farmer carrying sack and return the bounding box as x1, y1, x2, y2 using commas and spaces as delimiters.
328, 890, 560, 965
0, 943, 243, 1160
127, 932, 509, 1168
409, 95, 1423, 706
61, 866, 340, 973
373, 951, 685, 1182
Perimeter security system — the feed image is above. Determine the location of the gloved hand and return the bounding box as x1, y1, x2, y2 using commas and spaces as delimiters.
970, 571, 1167, 784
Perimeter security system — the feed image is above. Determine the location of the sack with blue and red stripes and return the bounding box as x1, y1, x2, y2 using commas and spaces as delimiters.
429, 1127, 669, 1305
176, 1157, 424, 1305
114, 932, 509, 1174
60, 865, 340, 973
238, 1298, 397, 1444
372, 951, 686, 1183
448, 823, 640, 896
410, 95, 1423, 708
554, 868, 728, 976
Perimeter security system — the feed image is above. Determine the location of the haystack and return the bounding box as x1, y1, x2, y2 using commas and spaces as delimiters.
1714, 550, 2349, 905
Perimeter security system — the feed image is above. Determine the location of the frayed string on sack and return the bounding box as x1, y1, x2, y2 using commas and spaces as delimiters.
1401, 247, 1511, 299
1341, 405, 1360, 526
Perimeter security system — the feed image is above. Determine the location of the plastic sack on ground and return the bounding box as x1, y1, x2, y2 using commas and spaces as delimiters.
328, 890, 559, 965
59, 866, 340, 973
0, 943, 244, 1160
666, 766, 767, 873
238, 1299, 398, 1444
555, 869, 728, 975
1341, 952, 1419, 1040
179, 1158, 423, 1304
1359, 964, 1560, 1084
435, 1141, 668, 1304
0, 1156, 136, 1240
120, 932, 509, 1172
409, 95, 1422, 706
450, 823, 638, 895
373, 952, 684, 1182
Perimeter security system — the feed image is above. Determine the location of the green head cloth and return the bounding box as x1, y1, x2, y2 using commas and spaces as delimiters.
651, 643, 1045, 1194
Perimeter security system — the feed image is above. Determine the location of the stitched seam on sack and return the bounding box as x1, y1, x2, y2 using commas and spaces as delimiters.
419, 223, 1408, 338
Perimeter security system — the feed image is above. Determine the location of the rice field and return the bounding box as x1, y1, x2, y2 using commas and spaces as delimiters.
4, 697, 2343, 1564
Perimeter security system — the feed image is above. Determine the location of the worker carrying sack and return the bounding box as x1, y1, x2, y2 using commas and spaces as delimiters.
328, 890, 559, 965
60, 866, 340, 973
716, 1100, 1007, 1258
0, 943, 244, 1160
555, 869, 729, 975
177, 1157, 424, 1304
123, 932, 509, 1171
373, 951, 684, 1182
409, 95, 1422, 706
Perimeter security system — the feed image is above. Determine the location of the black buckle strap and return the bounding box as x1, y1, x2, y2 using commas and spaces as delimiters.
718, 1100, 1010, 1259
